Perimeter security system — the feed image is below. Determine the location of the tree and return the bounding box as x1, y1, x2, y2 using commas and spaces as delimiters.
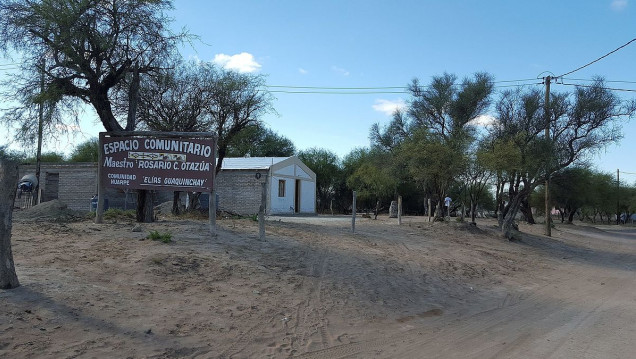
208, 69, 275, 174
0, 0, 186, 132
134, 60, 214, 215
135, 60, 211, 133
404, 72, 494, 218
408, 72, 494, 142
369, 110, 409, 152
135, 61, 275, 212
546, 167, 594, 223
68, 138, 98, 162
0, 154, 20, 289
226, 124, 295, 157
400, 129, 466, 217
491, 80, 635, 239
0, 0, 187, 223
346, 148, 399, 211
23, 151, 65, 163
461, 145, 493, 223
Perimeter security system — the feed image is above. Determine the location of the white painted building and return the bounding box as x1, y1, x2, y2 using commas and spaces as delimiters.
216, 156, 316, 215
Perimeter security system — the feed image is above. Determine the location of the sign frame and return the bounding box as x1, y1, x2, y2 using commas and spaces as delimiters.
96, 131, 217, 234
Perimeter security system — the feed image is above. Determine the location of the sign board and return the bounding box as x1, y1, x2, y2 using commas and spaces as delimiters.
99, 133, 215, 192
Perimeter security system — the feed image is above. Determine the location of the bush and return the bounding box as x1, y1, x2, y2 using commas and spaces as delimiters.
147, 230, 172, 243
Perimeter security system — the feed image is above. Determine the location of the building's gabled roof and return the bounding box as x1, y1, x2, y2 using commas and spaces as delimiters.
217, 157, 291, 170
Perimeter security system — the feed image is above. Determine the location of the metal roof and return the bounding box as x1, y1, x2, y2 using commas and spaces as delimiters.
217, 157, 291, 170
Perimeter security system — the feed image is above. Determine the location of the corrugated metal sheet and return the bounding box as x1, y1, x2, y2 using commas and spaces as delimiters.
218, 157, 290, 170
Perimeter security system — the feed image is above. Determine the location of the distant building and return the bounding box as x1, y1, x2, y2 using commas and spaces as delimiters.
18, 156, 317, 216
215, 156, 316, 215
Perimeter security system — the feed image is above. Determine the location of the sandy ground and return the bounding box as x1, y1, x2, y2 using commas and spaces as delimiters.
1, 204, 635, 358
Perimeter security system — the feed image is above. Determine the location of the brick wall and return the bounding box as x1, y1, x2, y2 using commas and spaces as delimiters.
19, 163, 137, 211
215, 169, 268, 215
17, 164, 271, 215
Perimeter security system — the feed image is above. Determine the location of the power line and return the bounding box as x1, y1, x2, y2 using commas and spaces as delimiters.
267, 80, 541, 95
558, 38, 636, 78
266, 78, 539, 91
560, 82, 636, 93
563, 77, 636, 85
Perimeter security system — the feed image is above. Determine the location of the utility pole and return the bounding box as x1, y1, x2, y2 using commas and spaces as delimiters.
544, 76, 552, 237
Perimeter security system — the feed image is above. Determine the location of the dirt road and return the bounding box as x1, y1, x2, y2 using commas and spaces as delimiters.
1, 206, 635, 358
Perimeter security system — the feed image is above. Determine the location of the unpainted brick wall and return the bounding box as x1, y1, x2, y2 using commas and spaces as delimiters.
18, 163, 137, 211
18, 164, 267, 215
215, 169, 267, 215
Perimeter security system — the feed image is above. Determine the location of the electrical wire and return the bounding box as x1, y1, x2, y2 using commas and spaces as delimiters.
562, 77, 636, 85
266, 79, 541, 95
558, 38, 636, 78
560, 82, 636, 93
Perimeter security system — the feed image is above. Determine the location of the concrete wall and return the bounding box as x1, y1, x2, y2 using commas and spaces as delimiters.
299, 180, 316, 213
269, 175, 295, 215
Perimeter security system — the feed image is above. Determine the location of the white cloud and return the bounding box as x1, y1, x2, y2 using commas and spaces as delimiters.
298, 68, 308, 75
331, 65, 350, 76
372, 99, 406, 116
611, 0, 628, 10
213, 52, 261, 73
468, 114, 498, 127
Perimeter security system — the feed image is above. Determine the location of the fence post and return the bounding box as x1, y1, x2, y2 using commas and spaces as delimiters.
352, 191, 357, 233
398, 195, 402, 225
259, 182, 266, 240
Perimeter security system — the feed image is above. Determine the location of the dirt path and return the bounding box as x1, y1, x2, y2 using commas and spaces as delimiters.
1, 211, 635, 358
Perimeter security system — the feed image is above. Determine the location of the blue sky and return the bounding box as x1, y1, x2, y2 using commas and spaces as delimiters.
2, 0, 636, 180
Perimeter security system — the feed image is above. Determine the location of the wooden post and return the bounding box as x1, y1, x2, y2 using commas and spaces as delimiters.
209, 190, 216, 236
352, 191, 357, 233
398, 195, 402, 225
259, 182, 266, 240
96, 133, 104, 224
617, 169, 620, 224
427, 197, 432, 222
544, 75, 552, 237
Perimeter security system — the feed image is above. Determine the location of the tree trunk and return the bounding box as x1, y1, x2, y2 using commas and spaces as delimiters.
188, 192, 201, 211
520, 197, 535, 224
501, 189, 529, 240
497, 200, 506, 228
136, 190, 154, 223
126, 64, 140, 131
172, 191, 181, 215
567, 209, 576, 223
0, 158, 20, 289
470, 200, 477, 224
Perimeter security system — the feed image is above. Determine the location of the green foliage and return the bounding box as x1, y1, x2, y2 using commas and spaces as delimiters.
23, 151, 65, 163
68, 138, 99, 162
0, 0, 187, 133
0, 146, 23, 162
147, 230, 172, 243
346, 149, 398, 206
226, 124, 295, 157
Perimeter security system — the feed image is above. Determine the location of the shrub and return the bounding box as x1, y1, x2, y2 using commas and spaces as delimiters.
147, 230, 172, 243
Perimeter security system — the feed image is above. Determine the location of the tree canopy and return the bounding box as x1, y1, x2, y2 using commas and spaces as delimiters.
0, 0, 186, 133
